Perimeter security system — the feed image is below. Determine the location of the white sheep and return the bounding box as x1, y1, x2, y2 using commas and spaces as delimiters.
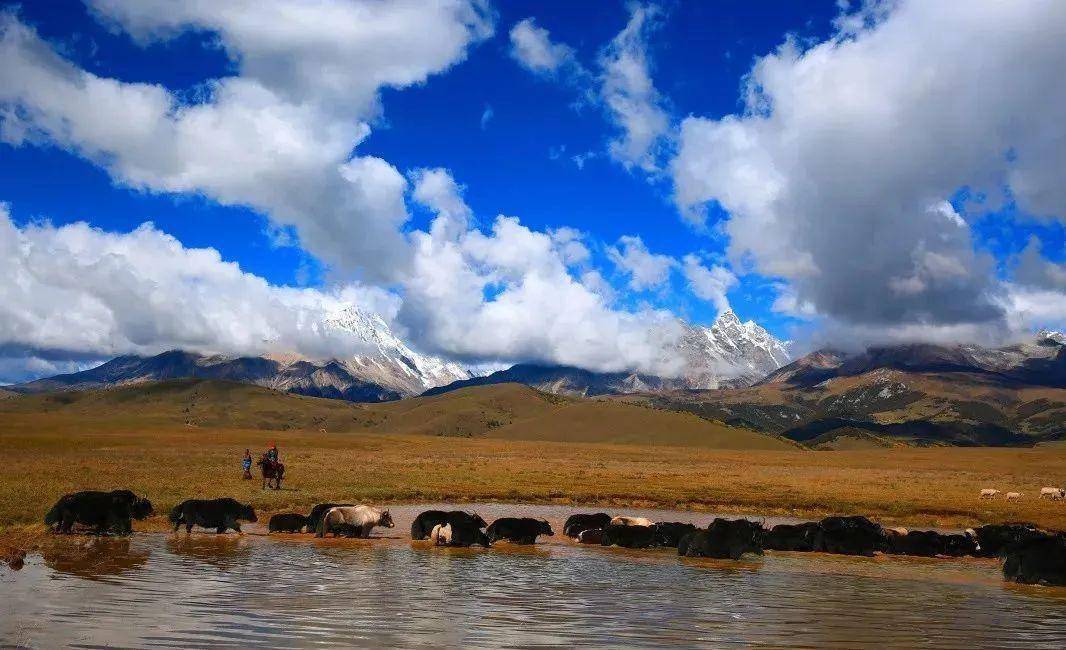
1039, 487, 1065, 500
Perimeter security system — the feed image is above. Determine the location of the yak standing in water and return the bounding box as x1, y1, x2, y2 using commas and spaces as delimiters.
563, 513, 612, 538
486, 518, 554, 544
679, 519, 764, 559
411, 510, 487, 541
601, 524, 657, 549
307, 503, 354, 533
268, 513, 308, 533
169, 498, 257, 534
317, 506, 395, 538
45, 490, 153, 535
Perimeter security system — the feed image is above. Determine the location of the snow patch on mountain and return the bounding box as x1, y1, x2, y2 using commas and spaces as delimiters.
322, 307, 471, 395
674, 309, 792, 388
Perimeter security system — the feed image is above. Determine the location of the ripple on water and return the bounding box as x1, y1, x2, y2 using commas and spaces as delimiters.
3, 504, 1066, 648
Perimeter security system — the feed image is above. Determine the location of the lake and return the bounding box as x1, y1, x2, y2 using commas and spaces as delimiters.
2, 503, 1064, 648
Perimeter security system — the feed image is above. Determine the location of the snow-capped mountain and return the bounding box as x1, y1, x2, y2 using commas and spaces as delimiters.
674, 309, 792, 388
12, 307, 789, 401
322, 307, 471, 396
424, 310, 792, 397
13, 307, 471, 402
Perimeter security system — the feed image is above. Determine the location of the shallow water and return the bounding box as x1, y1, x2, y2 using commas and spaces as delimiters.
3, 503, 1065, 648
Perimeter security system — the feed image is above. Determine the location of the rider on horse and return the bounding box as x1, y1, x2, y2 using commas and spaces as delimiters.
266, 442, 279, 463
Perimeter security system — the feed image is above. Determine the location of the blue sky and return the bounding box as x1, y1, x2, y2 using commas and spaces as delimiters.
0, 0, 841, 333
1, 0, 1064, 382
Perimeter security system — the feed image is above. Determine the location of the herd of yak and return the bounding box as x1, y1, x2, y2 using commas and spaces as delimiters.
41, 489, 1066, 587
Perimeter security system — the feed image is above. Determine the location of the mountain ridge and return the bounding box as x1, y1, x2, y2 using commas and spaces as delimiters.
641, 332, 1066, 446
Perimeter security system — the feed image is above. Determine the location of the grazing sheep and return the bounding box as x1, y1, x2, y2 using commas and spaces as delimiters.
1039, 487, 1065, 500
609, 516, 654, 527
430, 523, 452, 546
1006, 492, 1022, 501
980, 488, 1001, 499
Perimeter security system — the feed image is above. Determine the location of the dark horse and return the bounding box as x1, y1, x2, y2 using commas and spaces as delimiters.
256, 455, 284, 490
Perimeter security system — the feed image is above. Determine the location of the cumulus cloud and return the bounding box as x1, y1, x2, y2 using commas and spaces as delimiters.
0, 205, 399, 373
599, 4, 670, 172
607, 235, 675, 291
508, 17, 579, 76
1012, 236, 1066, 292
401, 172, 685, 374
671, 0, 1066, 341
0, 3, 493, 281
681, 255, 736, 312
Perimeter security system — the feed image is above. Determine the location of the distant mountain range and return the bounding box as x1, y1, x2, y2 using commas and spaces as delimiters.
642, 331, 1066, 447
11, 308, 793, 401
13, 307, 471, 401
424, 310, 792, 397
7, 303, 1065, 447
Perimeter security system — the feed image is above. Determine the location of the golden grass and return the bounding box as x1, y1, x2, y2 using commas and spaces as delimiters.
3, 415, 1065, 536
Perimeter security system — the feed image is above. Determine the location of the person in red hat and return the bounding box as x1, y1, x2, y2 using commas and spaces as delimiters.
266, 442, 279, 463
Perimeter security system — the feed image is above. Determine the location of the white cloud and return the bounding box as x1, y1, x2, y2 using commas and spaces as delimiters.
402, 173, 686, 374
607, 235, 675, 291
87, 0, 494, 119
0, 3, 493, 281
599, 4, 670, 172
1012, 236, 1066, 292
410, 167, 473, 241
671, 0, 1066, 341
480, 104, 494, 129
0, 205, 400, 374
508, 17, 578, 76
681, 255, 736, 312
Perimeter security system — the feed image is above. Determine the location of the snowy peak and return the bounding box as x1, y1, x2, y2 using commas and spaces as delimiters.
673, 310, 791, 388
322, 306, 470, 395
1037, 329, 1066, 346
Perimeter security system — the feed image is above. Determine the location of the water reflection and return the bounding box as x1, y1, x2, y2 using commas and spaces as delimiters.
2, 504, 1065, 648
165, 533, 252, 568
39, 536, 150, 582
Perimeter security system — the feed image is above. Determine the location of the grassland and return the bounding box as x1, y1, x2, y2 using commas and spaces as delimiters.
2, 380, 1065, 539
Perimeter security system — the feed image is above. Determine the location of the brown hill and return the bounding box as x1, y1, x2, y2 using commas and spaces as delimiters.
641, 369, 1066, 447
0, 379, 793, 450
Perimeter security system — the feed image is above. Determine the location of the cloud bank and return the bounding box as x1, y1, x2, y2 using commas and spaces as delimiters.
0, 205, 398, 381
0, 2, 493, 281
671, 0, 1066, 340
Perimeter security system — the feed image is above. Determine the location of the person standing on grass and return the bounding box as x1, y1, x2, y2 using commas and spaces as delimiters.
242, 449, 253, 480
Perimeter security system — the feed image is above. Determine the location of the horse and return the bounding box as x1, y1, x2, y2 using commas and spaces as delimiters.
256, 455, 284, 490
